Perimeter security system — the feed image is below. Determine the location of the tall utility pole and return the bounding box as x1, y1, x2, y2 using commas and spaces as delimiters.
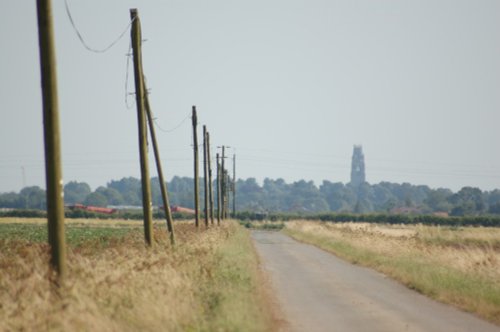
224, 169, 229, 219
216, 153, 221, 225
143, 80, 175, 245
130, 8, 153, 246
203, 125, 209, 228
207, 132, 214, 225
232, 154, 236, 217
36, 0, 67, 281
220, 146, 225, 220
192, 106, 200, 227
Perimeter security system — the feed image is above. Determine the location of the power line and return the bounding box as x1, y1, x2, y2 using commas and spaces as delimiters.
64, 0, 135, 53
139, 72, 191, 133
154, 115, 191, 133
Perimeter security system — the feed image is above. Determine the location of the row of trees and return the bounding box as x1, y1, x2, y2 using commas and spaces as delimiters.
235, 179, 500, 216
0, 176, 500, 216
1, 177, 500, 216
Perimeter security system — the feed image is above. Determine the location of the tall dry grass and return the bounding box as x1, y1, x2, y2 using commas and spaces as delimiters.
286, 221, 500, 279
0, 220, 273, 331
284, 221, 500, 325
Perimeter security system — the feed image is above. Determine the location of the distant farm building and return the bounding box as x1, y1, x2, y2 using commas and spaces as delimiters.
68, 204, 116, 214
170, 206, 196, 214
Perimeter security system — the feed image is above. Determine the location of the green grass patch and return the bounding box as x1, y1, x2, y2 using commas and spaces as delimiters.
193, 223, 274, 331
283, 228, 500, 325
0, 223, 135, 247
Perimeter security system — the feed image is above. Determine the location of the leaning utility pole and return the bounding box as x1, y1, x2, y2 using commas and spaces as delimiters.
216, 153, 221, 225
207, 132, 214, 225
232, 154, 236, 217
203, 125, 209, 228
143, 80, 175, 245
130, 8, 153, 245
37, 0, 67, 281
192, 106, 200, 227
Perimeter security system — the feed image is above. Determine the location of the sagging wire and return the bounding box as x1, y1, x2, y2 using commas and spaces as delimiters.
64, 0, 136, 53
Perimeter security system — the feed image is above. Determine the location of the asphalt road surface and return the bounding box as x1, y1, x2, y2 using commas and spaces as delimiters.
252, 231, 500, 332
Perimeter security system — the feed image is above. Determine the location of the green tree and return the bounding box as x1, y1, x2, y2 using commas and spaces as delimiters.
19, 186, 46, 210
424, 188, 452, 212
262, 178, 288, 211
236, 178, 264, 211
0, 192, 22, 208
64, 181, 91, 204
84, 192, 108, 207
320, 181, 350, 211
168, 176, 194, 208
449, 187, 485, 216
96, 187, 124, 206
107, 177, 141, 206
287, 180, 328, 212
486, 189, 500, 214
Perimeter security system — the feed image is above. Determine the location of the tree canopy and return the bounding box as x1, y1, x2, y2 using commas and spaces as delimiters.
1, 176, 499, 216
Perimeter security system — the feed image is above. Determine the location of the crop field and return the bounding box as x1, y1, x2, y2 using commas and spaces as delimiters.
0, 218, 275, 331
284, 221, 500, 325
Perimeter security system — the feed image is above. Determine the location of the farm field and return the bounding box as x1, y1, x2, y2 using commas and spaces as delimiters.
284, 221, 500, 325
0, 218, 275, 331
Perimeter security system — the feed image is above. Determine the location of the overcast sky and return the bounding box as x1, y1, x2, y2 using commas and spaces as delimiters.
1, 0, 499, 193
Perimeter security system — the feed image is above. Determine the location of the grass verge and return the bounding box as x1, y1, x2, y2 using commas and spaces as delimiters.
195, 222, 275, 331
284, 222, 500, 325
0, 219, 273, 331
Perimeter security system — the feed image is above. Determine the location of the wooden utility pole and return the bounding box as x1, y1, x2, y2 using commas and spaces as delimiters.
143, 81, 175, 245
216, 153, 221, 225
207, 132, 214, 225
130, 8, 153, 245
36, 0, 67, 281
192, 106, 200, 227
232, 154, 236, 217
224, 169, 229, 219
203, 125, 209, 228
221, 146, 225, 220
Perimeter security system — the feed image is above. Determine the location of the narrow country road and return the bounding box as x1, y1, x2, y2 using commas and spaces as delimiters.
252, 231, 500, 332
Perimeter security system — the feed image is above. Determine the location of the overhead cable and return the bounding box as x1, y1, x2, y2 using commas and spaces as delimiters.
64, 0, 136, 53
154, 115, 192, 133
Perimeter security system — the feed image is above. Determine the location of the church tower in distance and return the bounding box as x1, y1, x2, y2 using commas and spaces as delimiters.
350, 145, 366, 187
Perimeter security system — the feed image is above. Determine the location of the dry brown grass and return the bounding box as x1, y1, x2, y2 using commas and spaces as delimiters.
286, 221, 500, 280
0, 220, 272, 331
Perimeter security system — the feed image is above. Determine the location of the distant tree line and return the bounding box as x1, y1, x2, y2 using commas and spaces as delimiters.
1, 176, 500, 217
235, 179, 500, 216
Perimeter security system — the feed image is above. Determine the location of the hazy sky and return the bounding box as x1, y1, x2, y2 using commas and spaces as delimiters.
1, 0, 499, 193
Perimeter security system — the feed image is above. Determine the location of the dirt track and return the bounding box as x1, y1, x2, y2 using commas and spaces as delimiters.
252, 231, 500, 332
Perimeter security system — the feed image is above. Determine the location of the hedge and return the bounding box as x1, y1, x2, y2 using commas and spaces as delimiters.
233, 211, 500, 227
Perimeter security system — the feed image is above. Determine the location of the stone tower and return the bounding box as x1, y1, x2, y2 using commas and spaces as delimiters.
350, 145, 366, 187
